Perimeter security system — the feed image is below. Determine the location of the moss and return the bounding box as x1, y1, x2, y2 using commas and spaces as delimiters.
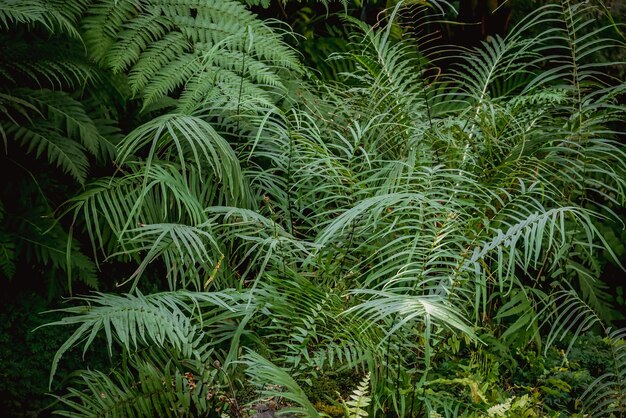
305, 370, 361, 404
315, 401, 345, 417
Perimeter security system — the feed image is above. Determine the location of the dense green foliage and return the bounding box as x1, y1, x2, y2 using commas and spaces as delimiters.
1, 0, 626, 416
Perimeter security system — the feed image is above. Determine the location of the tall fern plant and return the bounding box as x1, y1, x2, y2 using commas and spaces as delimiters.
2, 0, 622, 416
0, 0, 116, 292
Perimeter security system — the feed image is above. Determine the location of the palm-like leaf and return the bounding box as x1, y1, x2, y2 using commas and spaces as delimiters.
117, 113, 249, 204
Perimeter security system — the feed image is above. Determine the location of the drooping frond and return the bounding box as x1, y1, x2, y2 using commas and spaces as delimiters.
1, 39, 95, 92
65, 161, 210, 255
1, 87, 116, 183
7, 120, 90, 183
243, 350, 321, 417
116, 113, 249, 205
0, 0, 89, 36
42, 290, 238, 385
16, 89, 112, 158
345, 289, 476, 347
117, 222, 221, 290
53, 360, 211, 418
541, 289, 600, 350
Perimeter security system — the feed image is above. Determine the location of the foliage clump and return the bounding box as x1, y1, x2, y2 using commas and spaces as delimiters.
0, 0, 626, 417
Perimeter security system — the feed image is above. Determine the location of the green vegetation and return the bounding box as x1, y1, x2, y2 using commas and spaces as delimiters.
1, 0, 626, 416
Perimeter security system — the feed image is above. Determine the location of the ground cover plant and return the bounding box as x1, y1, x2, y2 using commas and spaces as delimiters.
1, 0, 626, 416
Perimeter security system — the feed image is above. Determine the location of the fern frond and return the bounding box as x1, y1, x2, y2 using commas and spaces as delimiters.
244, 350, 320, 417
117, 222, 221, 290
345, 372, 371, 418
16, 88, 112, 158
117, 113, 248, 205
65, 161, 210, 259
579, 328, 626, 417
82, 0, 302, 111
54, 360, 211, 418
7, 121, 89, 183
0, 0, 88, 36
42, 290, 220, 387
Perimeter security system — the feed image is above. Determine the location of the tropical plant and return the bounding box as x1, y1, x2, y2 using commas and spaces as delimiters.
0, 0, 625, 416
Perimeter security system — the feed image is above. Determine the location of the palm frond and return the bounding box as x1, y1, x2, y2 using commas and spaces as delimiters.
117, 113, 249, 205
65, 161, 210, 258
42, 290, 214, 386
117, 222, 221, 290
